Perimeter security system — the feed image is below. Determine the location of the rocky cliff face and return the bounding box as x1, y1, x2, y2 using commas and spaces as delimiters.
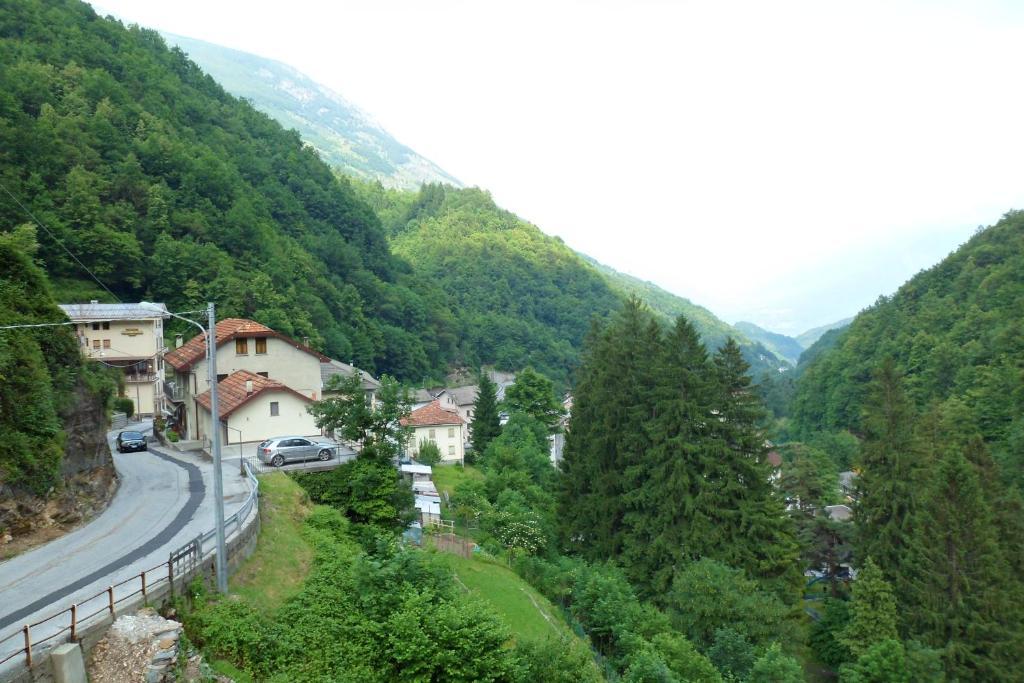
0, 378, 115, 559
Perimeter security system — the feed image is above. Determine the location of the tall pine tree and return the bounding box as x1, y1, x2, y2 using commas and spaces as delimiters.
621, 315, 711, 595
904, 450, 1021, 681
855, 358, 922, 585
558, 298, 660, 560
699, 338, 800, 595
469, 370, 501, 460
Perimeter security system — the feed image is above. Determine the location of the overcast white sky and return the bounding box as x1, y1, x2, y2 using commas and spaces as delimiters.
92, 0, 1024, 335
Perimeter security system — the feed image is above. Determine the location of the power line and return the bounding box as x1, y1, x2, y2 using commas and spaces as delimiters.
0, 180, 122, 303
0, 310, 204, 331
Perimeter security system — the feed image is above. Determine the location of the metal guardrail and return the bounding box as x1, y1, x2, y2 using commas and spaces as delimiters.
0, 460, 261, 673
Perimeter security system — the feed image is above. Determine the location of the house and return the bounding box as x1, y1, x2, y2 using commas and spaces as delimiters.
401, 400, 466, 464
194, 370, 317, 445
321, 359, 381, 404
164, 318, 329, 441
825, 504, 853, 522
59, 301, 170, 417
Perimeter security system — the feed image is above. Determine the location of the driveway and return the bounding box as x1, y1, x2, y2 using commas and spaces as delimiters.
0, 420, 253, 665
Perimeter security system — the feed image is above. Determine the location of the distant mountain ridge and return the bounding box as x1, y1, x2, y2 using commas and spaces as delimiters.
163, 33, 461, 190
734, 321, 803, 365
795, 317, 853, 349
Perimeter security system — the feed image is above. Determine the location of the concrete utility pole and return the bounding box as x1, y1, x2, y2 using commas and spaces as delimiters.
142, 301, 228, 594
207, 302, 228, 594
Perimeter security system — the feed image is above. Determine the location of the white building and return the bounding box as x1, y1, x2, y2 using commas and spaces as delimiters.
59, 301, 169, 417
401, 400, 466, 464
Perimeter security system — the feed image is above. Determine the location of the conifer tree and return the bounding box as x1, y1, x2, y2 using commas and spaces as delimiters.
699, 338, 799, 594
558, 298, 659, 560
621, 315, 711, 595
855, 359, 922, 584
839, 558, 899, 657
469, 370, 501, 460
904, 451, 1019, 681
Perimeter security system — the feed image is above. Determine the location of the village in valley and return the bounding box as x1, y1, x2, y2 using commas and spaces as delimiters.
57, 300, 579, 538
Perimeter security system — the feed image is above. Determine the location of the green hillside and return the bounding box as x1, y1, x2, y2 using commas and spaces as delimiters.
162, 33, 461, 190
792, 211, 1024, 486
734, 321, 803, 365
794, 317, 853, 349
0, 0, 458, 380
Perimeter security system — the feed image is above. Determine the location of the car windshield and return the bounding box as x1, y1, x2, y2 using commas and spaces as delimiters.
121, 432, 144, 440
258, 440, 272, 448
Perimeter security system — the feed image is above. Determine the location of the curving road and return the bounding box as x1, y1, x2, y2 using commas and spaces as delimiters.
0, 421, 253, 663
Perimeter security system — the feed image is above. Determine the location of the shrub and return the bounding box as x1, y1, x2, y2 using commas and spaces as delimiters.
113, 397, 135, 418
417, 439, 441, 465
166, 429, 180, 442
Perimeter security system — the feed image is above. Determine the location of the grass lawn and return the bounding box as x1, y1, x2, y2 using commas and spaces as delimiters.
431, 463, 484, 502
229, 473, 314, 613
432, 551, 572, 643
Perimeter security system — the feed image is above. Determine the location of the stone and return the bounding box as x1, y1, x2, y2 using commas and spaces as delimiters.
51, 642, 87, 683
157, 636, 177, 649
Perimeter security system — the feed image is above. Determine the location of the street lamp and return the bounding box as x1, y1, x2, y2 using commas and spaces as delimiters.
142, 302, 228, 594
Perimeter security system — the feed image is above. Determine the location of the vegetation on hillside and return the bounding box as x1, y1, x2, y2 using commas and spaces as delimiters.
0, 0, 457, 380
792, 211, 1024, 488
0, 226, 116, 495
162, 33, 460, 190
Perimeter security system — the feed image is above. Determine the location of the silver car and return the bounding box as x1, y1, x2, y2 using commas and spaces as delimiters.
258, 436, 336, 467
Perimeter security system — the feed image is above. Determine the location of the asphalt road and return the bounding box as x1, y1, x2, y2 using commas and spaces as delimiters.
0, 420, 253, 664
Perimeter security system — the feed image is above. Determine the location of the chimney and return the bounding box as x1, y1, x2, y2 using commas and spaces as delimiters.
245, 379, 254, 394
303, 336, 310, 347
175, 334, 184, 349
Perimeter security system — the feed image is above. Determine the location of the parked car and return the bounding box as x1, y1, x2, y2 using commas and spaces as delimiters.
116, 430, 148, 453
258, 436, 336, 467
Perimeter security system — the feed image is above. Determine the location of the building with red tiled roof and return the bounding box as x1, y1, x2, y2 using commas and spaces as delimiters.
165, 318, 328, 372
401, 400, 465, 464
194, 370, 318, 445
165, 318, 330, 441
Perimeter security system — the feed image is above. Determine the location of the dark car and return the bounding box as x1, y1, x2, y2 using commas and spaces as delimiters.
116, 430, 148, 453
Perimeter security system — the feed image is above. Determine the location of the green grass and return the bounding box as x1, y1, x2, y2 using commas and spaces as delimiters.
431, 463, 484, 501
433, 551, 572, 643
229, 473, 314, 613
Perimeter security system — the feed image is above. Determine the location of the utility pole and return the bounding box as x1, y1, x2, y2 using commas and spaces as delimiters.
207, 302, 228, 594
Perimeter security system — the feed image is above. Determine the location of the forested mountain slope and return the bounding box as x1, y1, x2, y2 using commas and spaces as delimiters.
162, 33, 460, 190
734, 321, 803, 365
0, 0, 457, 380
795, 316, 852, 349
792, 211, 1024, 486
356, 182, 622, 384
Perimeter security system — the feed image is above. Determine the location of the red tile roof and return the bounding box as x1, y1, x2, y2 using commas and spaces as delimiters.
195, 370, 312, 420
400, 400, 465, 427
165, 318, 329, 371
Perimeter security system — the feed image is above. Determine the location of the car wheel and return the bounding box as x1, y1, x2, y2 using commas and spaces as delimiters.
271, 454, 285, 467
318, 449, 331, 461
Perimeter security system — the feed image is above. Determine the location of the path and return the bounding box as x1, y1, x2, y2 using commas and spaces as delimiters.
0, 421, 252, 669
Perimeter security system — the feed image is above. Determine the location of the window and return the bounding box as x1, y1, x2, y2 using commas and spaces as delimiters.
270, 401, 279, 416
217, 373, 228, 382
428, 428, 436, 440
102, 321, 110, 330
448, 427, 454, 438
448, 445, 455, 456
257, 371, 269, 378
92, 322, 100, 331
255, 337, 267, 354
103, 339, 111, 349
92, 339, 100, 349
295, 439, 311, 446
235, 338, 249, 355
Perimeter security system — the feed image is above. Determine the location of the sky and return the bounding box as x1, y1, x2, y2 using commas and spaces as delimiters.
92, 0, 1024, 335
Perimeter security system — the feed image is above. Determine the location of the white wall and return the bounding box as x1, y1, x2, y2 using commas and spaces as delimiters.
197, 390, 318, 444
179, 335, 323, 440
408, 423, 464, 463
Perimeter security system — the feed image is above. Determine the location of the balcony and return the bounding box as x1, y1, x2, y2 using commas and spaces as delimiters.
164, 380, 185, 403
124, 373, 158, 383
